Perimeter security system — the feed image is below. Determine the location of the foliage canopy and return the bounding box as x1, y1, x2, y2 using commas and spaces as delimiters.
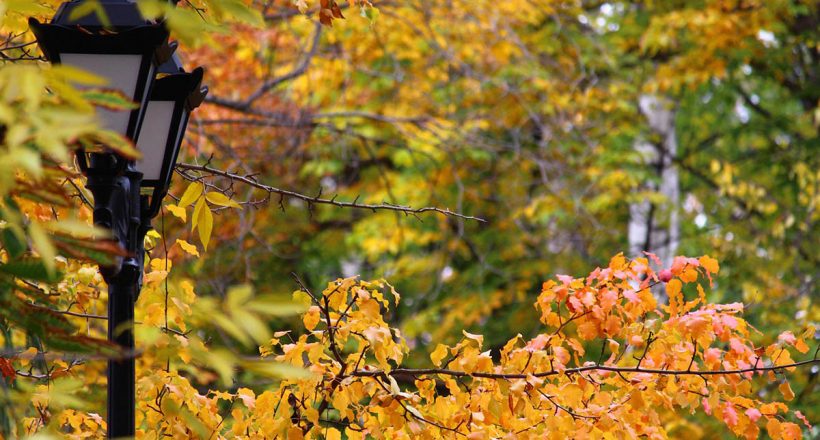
0, 0, 817, 438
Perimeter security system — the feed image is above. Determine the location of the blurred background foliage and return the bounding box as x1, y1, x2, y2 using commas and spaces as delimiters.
0, 0, 817, 437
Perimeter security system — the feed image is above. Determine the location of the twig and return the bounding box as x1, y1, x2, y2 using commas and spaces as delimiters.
349, 358, 820, 380
176, 163, 485, 222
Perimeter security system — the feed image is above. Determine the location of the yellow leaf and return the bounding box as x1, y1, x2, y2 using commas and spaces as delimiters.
205, 191, 241, 209
778, 382, 794, 401
780, 422, 802, 440
176, 239, 200, 257
666, 278, 682, 298
143, 270, 168, 285
236, 387, 255, 409
794, 338, 809, 354
326, 427, 342, 440
430, 344, 448, 367
287, 427, 304, 440
166, 204, 187, 222
179, 182, 203, 208
766, 418, 782, 439
304, 407, 319, 425
462, 330, 484, 348
303, 306, 321, 331
143, 303, 164, 326
699, 255, 719, 274
150, 258, 170, 272
331, 389, 350, 413
197, 204, 213, 250
192, 197, 206, 231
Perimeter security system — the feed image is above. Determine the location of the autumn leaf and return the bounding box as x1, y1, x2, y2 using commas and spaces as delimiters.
778, 382, 795, 401
430, 344, 448, 367
176, 239, 200, 257
166, 204, 187, 222
699, 255, 719, 274
205, 191, 241, 209
179, 182, 204, 208
303, 306, 321, 331
0, 358, 15, 380
197, 202, 214, 250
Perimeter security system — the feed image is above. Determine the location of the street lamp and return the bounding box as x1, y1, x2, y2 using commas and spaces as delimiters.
29, 1, 206, 437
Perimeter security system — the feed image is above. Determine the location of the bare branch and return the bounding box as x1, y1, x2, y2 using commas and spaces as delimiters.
176, 163, 486, 222
243, 22, 322, 107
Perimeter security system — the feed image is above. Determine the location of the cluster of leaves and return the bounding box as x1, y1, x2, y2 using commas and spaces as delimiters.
245, 255, 815, 439
0, 59, 143, 355
0, 0, 308, 435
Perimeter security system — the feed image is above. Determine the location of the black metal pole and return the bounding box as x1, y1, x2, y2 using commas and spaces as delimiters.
85, 156, 146, 438
107, 279, 136, 439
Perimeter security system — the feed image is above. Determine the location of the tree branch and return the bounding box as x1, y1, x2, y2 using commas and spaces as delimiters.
175, 163, 486, 222
350, 358, 820, 380
242, 22, 323, 108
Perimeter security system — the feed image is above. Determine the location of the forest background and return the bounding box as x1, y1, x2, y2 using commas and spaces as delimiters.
0, 0, 817, 438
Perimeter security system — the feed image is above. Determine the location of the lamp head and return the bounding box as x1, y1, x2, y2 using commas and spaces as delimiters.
137, 56, 207, 218
29, 0, 172, 140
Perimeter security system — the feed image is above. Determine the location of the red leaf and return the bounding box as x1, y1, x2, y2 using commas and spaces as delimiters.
0, 358, 16, 380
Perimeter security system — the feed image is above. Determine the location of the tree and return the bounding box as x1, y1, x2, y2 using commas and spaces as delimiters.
0, 0, 817, 438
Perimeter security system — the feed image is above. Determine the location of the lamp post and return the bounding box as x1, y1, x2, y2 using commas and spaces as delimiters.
30, 1, 206, 437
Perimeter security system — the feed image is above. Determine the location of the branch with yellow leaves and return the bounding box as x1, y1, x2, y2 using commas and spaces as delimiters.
175, 162, 486, 222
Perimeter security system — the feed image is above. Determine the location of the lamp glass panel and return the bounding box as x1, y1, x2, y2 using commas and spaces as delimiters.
136, 100, 174, 182
60, 53, 143, 135
171, 112, 189, 160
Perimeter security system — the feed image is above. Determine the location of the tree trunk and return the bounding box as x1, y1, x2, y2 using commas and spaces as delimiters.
629, 95, 680, 299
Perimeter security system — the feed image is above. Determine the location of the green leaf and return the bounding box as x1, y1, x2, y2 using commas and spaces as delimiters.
42, 219, 110, 239
240, 360, 314, 379
28, 222, 55, 276
210, 312, 251, 346
51, 235, 122, 266
49, 65, 107, 87
204, 349, 236, 384
135, 0, 169, 20
232, 309, 270, 345
211, 0, 264, 27
226, 284, 254, 310
0, 258, 62, 283
164, 5, 225, 47
79, 129, 140, 160
82, 88, 138, 111
246, 296, 309, 316
1, 228, 25, 259
67, 0, 110, 28
3, 0, 51, 15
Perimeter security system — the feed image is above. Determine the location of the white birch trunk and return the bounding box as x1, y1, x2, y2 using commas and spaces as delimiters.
629, 95, 680, 298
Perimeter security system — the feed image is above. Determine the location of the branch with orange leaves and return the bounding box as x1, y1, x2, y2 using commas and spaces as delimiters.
175, 162, 486, 222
